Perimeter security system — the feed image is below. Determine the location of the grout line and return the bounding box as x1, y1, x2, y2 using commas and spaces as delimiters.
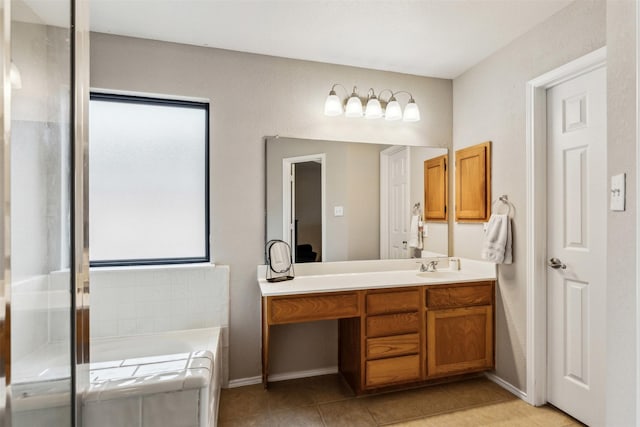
316, 402, 329, 427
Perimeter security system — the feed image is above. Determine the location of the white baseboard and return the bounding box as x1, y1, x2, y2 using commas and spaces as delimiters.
484, 372, 528, 401
227, 376, 262, 388
268, 366, 338, 382
227, 366, 338, 389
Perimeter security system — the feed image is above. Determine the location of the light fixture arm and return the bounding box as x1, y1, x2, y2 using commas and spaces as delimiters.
377, 89, 394, 102
329, 83, 350, 97
391, 90, 415, 102
367, 88, 377, 99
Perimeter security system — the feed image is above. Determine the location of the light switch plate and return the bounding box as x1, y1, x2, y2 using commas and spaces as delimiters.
334, 206, 344, 217
422, 224, 428, 237
610, 173, 626, 211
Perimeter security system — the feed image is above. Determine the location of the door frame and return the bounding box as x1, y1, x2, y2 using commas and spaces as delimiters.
380, 145, 410, 259
525, 46, 606, 406
282, 154, 326, 262
636, 2, 640, 421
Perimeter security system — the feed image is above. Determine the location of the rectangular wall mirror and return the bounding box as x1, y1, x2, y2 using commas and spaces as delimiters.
265, 136, 449, 263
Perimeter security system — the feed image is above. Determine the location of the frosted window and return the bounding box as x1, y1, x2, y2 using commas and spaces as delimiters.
89, 94, 209, 265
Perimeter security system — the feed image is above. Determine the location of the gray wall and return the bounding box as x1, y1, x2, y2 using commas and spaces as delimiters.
452, 0, 606, 390
605, 0, 637, 424
90, 34, 453, 380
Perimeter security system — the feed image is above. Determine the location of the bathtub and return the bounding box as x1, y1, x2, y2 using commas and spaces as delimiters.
11, 327, 221, 426
84, 327, 222, 427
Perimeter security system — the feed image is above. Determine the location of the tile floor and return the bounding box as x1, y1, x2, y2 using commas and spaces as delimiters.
218, 375, 584, 426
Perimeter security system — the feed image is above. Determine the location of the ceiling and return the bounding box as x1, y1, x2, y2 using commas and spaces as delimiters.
20, 0, 573, 79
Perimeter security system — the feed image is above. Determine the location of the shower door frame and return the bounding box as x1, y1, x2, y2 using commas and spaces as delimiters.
71, 0, 91, 426
0, 0, 91, 425
0, 3, 12, 427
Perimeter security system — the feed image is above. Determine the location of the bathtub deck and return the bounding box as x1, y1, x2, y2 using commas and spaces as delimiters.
86, 349, 214, 399
12, 327, 222, 427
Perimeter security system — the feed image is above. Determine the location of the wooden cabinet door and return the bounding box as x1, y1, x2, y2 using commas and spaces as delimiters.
424, 155, 448, 221
426, 305, 493, 377
455, 142, 491, 222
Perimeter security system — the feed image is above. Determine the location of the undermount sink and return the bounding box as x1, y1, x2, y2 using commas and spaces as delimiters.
416, 271, 465, 280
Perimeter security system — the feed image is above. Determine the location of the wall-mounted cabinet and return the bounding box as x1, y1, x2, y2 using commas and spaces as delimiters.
424, 155, 448, 221
455, 142, 491, 222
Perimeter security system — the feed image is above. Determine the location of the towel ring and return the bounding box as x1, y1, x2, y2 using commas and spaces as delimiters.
492, 195, 513, 217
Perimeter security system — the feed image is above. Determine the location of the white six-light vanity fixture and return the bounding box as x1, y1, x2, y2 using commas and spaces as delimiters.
324, 84, 420, 122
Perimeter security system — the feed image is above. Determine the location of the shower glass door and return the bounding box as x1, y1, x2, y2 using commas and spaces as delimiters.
8, 0, 75, 425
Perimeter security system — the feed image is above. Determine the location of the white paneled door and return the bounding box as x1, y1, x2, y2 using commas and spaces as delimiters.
388, 148, 410, 259
546, 65, 606, 426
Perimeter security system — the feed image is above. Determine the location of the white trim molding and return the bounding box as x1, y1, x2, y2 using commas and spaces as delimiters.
227, 366, 338, 389
636, 1, 640, 423
525, 46, 606, 407
282, 153, 326, 262
266, 366, 338, 383
484, 372, 528, 401
227, 376, 262, 389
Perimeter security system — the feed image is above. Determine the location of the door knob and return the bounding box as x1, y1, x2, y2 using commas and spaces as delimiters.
548, 257, 566, 269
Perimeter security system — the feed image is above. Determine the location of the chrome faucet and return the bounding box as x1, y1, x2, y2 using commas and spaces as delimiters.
417, 260, 438, 272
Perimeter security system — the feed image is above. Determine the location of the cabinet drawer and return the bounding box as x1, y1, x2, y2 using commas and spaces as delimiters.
426, 283, 493, 309
367, 312, 419, 337
366, 354, 421, 387
366, 290, 420, 315
366, 333, 420, 359
269, 293, 360, 324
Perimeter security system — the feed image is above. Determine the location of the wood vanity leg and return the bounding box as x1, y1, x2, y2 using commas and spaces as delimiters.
262, 296, 270, 389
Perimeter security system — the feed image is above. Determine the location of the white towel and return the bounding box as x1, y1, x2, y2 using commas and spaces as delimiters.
481, 214, 512, 264
408, 215, 420, 248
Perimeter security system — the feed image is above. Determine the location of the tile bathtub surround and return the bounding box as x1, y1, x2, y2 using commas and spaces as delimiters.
88, 264, 229, 338
49, 264, 229, 338
218, 376, 584, 427
12, 275, 52, 362
50, 264, 230, 386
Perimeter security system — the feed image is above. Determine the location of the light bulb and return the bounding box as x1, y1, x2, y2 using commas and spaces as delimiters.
324, 90, 343, 116
345, 92, 363, 118
403, 98, 420, 122
365, 96, 382, 119
384, 98, 402, 121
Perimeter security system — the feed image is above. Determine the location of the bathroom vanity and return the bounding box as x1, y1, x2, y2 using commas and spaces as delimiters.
258, 259, 496, 394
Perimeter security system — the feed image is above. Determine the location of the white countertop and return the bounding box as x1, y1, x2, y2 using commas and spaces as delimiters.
258, 258, 496, 297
